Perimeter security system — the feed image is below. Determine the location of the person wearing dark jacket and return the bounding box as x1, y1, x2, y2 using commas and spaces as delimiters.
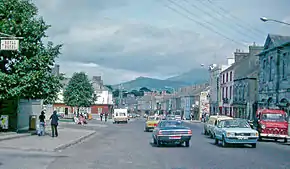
105, 112, 108, 122
38, 111, 46, 136
50, 111, 59, 137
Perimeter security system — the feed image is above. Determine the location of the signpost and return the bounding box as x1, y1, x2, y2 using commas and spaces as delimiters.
0, 39, 19, 51
0, 32, 23, 51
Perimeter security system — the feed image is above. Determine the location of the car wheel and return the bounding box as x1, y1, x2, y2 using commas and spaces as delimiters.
210, 132, 214, 138
185, 140, 190, 147
153, 137, 157, 144
221, 136, 227, 147
214, 135, 219, 145
284, 138, 288, 143
251, 143, 256, 148
156, 139, 161, 147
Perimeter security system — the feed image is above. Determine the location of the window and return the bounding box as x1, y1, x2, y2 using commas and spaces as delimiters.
230, 72, 232, 81
229, 86, 232, 99
226, 87, 228, 99
223, 74, 225, 83
263, 59, 266, 82
282, 53, 286, 79
226, 72, 228, 82
222, 87, 224, 98
269, 57, 273, 81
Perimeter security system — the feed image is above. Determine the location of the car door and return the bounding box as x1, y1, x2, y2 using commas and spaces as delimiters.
215, 120, 225, 139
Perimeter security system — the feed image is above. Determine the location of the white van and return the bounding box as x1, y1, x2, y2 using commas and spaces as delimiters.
113, 109, 128, 124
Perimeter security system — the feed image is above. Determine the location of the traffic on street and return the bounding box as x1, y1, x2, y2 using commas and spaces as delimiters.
1, 117, 289, 169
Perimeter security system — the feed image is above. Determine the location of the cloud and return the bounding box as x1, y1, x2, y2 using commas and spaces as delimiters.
33, 0, 290, 84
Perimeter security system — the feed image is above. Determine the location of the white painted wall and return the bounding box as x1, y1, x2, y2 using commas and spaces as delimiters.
95, 90, 113, 105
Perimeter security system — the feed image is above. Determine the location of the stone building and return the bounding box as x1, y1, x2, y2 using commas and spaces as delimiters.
233, 44, 263, 120
257, 34, 290, 114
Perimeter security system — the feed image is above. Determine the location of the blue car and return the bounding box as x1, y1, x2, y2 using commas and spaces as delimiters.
213, 118, 258, 148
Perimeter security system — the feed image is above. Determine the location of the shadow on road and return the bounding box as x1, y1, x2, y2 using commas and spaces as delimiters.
208, 142, 254, 148
149, 142, 188, 148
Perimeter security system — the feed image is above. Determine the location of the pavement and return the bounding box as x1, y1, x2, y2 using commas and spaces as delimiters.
0, 125, 96, 152
0, 119, 290, 169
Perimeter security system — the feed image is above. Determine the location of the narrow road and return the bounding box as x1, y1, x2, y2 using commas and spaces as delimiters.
1, 119, 290, 169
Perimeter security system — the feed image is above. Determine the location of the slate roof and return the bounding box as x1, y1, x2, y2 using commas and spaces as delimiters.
258, 34, 290, 55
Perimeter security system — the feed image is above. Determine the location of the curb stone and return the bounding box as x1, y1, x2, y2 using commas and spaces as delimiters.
0, 133, 31, 142
54, 131, 97, 151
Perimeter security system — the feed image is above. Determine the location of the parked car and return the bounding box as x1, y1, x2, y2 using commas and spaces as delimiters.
144, 116, 160, 132
175, 115, 182, 121
204, 115, 233, 138
213, 118, 259, 148
152, 120, 192, 147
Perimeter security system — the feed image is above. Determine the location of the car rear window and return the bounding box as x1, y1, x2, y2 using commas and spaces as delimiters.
160, 121, 183, 127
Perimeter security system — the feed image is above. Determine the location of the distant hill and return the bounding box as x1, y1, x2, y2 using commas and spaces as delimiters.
112, 77, 190, 91
166, 68, 209, 84
111, 68, 209, 91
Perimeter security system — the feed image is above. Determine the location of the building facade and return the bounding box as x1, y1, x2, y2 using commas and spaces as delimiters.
257, 34, 290, 114
233, 44, 263, 120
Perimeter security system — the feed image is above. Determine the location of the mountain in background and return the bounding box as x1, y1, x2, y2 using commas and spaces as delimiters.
111, 68, 209, 91
166, 68, 209, 84
112, 77, 190, 91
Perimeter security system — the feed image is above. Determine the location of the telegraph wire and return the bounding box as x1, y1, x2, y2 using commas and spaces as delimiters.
164, 0, 247, 47
181, 0, 261, 42
205, 0, 267, 36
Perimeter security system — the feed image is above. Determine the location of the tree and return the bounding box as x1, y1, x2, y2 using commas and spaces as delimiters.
112, 89, 120, 98
63, 72, 95, 112
104, 85, 113, 91
139, 87, 151, 92
0, 0, 63, 103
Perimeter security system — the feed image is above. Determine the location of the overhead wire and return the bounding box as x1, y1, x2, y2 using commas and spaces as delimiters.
206, 0, 267, 36
181, 0, 263, 41
164, 0, 247, 47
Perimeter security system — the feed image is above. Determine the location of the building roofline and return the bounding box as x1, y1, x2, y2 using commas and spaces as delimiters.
234, 77, 257, 81
257, 41, 290, 56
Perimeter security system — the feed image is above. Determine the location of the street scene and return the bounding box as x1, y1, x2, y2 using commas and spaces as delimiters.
1, 119, 290, 169
1, 0, 290, 169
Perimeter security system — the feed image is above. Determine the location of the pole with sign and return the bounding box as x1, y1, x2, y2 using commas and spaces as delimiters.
0, 32, 23, 51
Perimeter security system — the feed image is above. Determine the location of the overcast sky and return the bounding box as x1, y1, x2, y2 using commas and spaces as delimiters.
34, 0, 290, 84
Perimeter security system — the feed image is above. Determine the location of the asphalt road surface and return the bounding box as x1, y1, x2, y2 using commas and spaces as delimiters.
1, 119, 290, 169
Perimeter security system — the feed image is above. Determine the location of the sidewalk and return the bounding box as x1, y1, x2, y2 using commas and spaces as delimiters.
0, 128, 97, 152
0, 132, 31, 141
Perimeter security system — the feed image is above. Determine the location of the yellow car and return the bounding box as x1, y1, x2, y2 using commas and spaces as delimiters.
144, 116, 160, 132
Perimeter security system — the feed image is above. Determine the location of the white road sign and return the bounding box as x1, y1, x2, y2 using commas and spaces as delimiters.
1, 39, 19, 50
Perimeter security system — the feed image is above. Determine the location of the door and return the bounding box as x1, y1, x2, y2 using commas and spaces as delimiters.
65, 108, 68, 115
215, 121, 225, 139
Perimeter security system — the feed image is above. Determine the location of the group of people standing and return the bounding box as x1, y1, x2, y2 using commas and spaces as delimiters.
100, 112, 109, 122
38, 110, 59, 137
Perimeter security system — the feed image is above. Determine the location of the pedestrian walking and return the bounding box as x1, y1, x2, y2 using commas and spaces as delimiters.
190, 113, 194, 121
50, 110, 59, 137
38, 111, 46, 136
100, 113, 103, 121
105, 112, 108, 122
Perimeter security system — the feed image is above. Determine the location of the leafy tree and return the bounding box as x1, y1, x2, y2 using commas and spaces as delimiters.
63, 72, 95, 112
0, 0, 62, 103
112, 89, 120, 98
139, 87, 151, 92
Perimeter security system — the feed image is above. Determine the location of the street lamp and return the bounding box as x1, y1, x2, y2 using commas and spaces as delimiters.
260, 17, 290, 26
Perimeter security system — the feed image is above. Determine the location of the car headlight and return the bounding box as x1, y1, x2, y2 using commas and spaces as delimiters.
261, 124, 266, 129
251, 132, 258, 136
226, 132, 235, 137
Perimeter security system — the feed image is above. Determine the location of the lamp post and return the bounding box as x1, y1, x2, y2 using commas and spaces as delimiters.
260, 17, 290, 26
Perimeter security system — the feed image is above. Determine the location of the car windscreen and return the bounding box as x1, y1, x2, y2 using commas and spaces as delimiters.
119, 113, 126, 116
160, 121, 183, 127
223, 119, 250, 128
148, 117, 155, 120
261, 113, 286, 122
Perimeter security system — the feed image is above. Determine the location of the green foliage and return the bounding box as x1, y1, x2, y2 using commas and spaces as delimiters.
0, 0, 63, 102
112, 89, 120, 98
63, 72, 95, 108
139, 87, 151, 92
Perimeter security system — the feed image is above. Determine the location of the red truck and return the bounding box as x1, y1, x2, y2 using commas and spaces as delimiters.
254, 109, 288, 142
